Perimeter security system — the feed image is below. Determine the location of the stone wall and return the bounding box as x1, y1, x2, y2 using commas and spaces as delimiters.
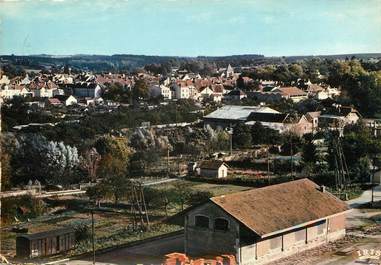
239, 213, 347, 265
185, 202, 240, 257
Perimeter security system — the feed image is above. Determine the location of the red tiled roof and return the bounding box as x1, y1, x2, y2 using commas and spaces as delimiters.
47, 98, 61, 105
274, 86, 307, 97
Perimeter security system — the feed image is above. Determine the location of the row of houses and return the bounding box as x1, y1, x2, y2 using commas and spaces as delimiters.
203, 104, 363, 137
150, 82, 340, 104
0, 72, 104, 100
0, 79, 102, 100
1, 66, 341, 107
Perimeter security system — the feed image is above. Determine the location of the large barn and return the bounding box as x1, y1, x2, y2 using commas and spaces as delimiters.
176, 179, 350, 265
203, 105, 279, 129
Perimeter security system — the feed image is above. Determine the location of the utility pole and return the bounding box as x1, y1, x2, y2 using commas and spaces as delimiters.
267, 147, 270, 184
371, 171, 375, 205
91, 210, 95, 265
230, 132, 233, 155
167, 145, 170, 177
290, 136, 294, 179
371, 122, 377, 205
226, 126, 233, 155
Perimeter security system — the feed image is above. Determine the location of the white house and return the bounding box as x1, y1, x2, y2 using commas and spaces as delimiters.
53, 88, 65, 97
198, 86, 214, 100
224, 89, 247, 101
160, 85, 172, 100
55, 95, 78, 106
70, 83, 102, 98
173, 84, 190, 99
197, 160, 228, 178
20, 74, 31, 85
1, 85, 21, 99
33, 87, 55, 98
0, 75, 10, 85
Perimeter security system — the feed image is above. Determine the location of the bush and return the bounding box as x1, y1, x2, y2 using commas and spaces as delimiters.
184, 175, 297, 188
1, 195, 46, 224
187, 190, 213, 206
72, 222, 91, 243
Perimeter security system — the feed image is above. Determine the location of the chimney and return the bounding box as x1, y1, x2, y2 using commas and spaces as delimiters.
319, 185, 326, 193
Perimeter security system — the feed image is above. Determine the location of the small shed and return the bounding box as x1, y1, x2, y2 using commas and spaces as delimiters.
16, 227, 75, 258
198, 160, 228, 178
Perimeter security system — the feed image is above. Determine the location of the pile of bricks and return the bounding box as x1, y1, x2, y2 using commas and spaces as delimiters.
163, 252, 236, 265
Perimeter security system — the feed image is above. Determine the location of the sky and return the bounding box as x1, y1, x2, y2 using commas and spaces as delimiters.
0, 0, 380, 57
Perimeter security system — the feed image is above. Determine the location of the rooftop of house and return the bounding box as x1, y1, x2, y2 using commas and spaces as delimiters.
47, 98, 61, 104
273, 86, 308, 97
247, 112, 289, 123
227, 89, 246, 96
211, 178, 349, 237
204, 105, 280, 121
54, 95, 76, 101
306, 111, 322, 119
308, 83, 326, 93
321, 106, 361, 118
198, 160, 227, 170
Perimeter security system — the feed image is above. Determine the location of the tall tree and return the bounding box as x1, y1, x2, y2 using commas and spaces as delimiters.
81, 147, 101, 182
99, 155, 130, 204
236, 75, 245, 89
302, 134, 317, 164
232, 123, 252, 148
45, 141, 80, 185
11, 134, 81, 185
132, 78, 149, 100
251, 122, 267, 145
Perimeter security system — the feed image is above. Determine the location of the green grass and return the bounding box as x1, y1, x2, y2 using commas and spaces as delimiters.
71, 223, 182, 256
329, 186, 365, 201
153, 179, 252, 196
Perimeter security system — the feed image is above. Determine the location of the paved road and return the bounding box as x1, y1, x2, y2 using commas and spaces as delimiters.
315, 185, 381, 265
347, 185, 381, 208
346, 185, 381, 229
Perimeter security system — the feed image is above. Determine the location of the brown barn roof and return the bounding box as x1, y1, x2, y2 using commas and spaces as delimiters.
199, 160, 227, 170
211, 178, 349, 237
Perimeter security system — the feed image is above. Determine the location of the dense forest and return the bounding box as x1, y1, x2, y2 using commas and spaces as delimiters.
1, 53, 380, 73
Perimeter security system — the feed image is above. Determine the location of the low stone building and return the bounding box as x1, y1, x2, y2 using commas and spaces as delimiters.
177, 179, 349, 265
197, 160, 228, 178
203, 105, 280, 129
